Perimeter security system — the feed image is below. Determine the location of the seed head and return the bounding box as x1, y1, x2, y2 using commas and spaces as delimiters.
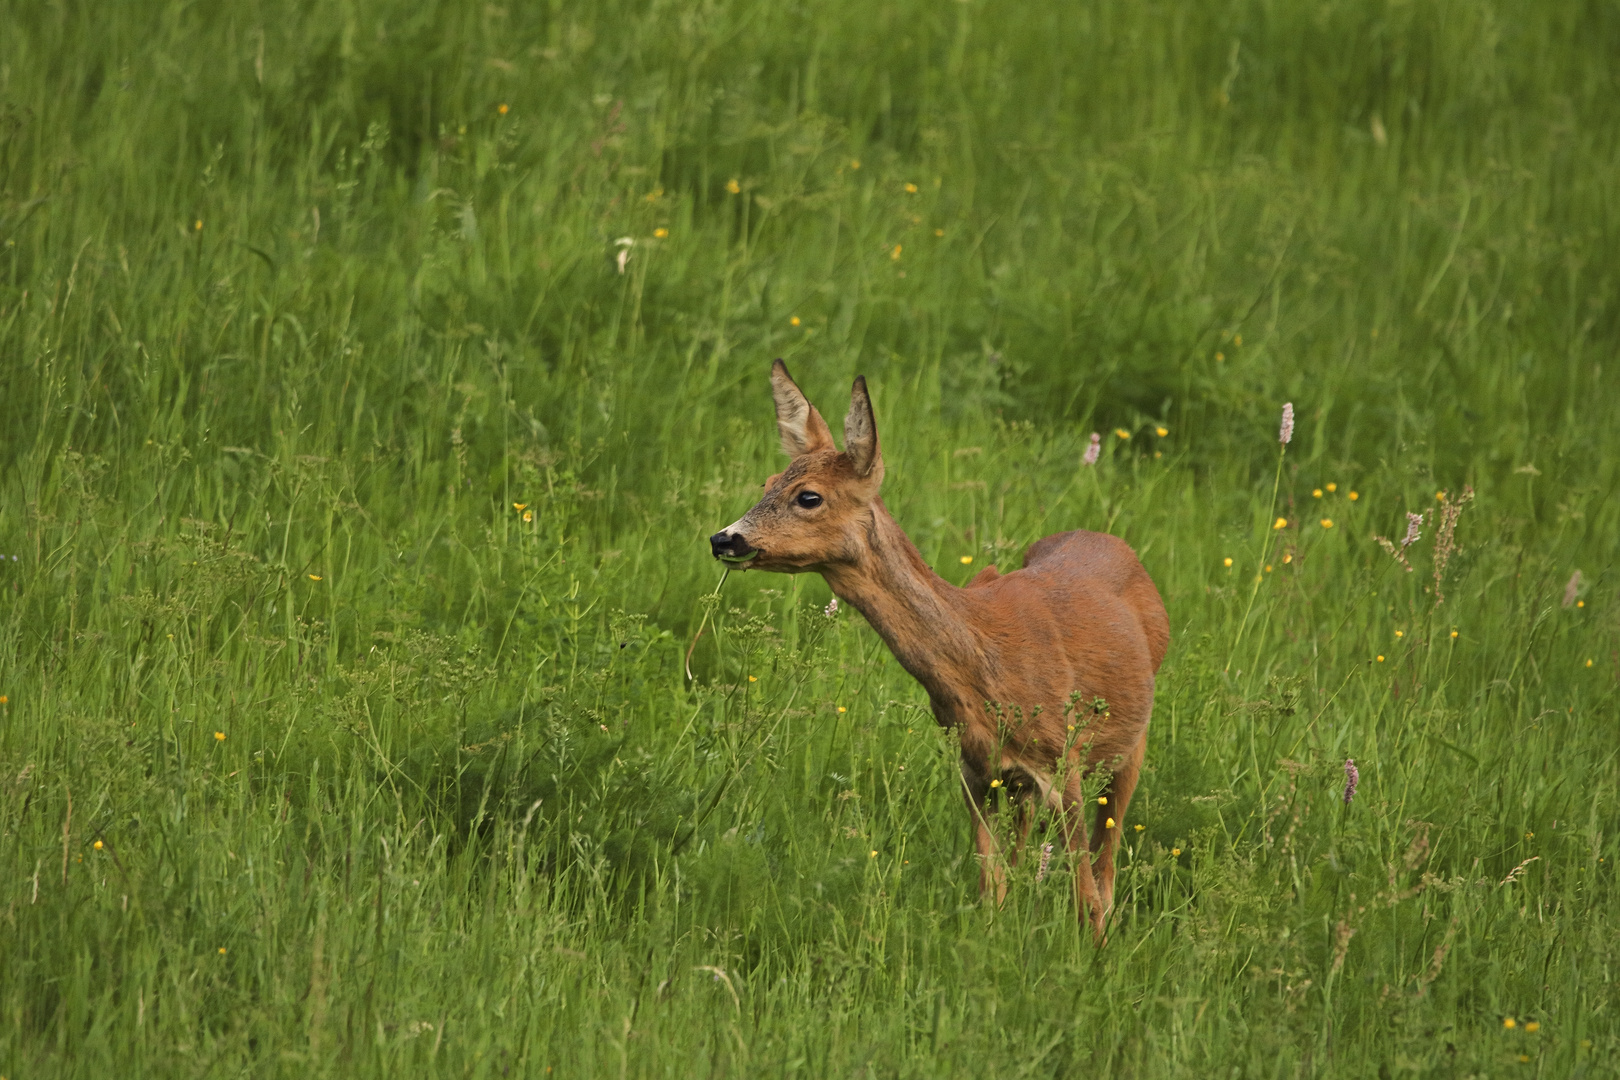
1401, 512, 1422, 549
1036, 842, 1054, 882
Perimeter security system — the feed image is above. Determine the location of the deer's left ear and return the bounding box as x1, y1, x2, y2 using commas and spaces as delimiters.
844, 376, 881, 478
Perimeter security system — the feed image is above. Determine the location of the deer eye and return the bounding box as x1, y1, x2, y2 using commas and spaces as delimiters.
795, 490, 823, 509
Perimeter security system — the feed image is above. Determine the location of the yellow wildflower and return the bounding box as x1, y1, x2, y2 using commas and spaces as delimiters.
959, 555, 973, 565
1115, 428, 1131, 439
1450, 630, 1458, 638
1525, 1022, 1540, 1033
1096, 796, 1107, 805
1274, 517, 1288, 530
513, 503, 528, 511
1134, 824, 1145, 832
1320, 518, 1333, 529
1215, 351, 1225, 361
1156, 426, 1168, 437
1171, 847, 1181, 856
1312, 489, 1323, 498
1376, 655, 1385, 663
725, 179, 741, 194
869, 850, 877, 858
990, 779, 1002, 789
1105, 817, 1116, 828
497, 103, 509, 115
219, 947, 227, 955
653, 227, 669, 239
790, 316, 801, 326
1348, 491, 1359, 501
194, 220, 203, 231
1234, 334, 1242, 346
850, 159, 861, 170
308, 573, 322, 581
1395, 630, 1404, 638
214, 731, 226, 741
1504, 1018, 1517, 1029
904, 182, 918, 193
1223, 557, 1233, 567
1326, 482, 1337, 492
522, 510, 533, 522
94, 840, 104, 850
934, 228, 944, 237
837, 706, 846, 713
890, 244, 902, 261
748, 675, 758, 683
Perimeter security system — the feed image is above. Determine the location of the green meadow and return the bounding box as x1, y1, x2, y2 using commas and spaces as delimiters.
2, 0, 1618, 1074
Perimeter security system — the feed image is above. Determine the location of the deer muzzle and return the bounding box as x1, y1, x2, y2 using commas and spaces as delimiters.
709, 530, 758, 565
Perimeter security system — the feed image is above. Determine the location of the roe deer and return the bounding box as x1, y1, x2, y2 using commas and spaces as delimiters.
709, 361, 1169, 941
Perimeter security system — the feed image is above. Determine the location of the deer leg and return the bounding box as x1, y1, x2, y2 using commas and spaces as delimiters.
1059, 770, 1105, 942
1089, 735, 1146, 921
963, 774, 1008, 905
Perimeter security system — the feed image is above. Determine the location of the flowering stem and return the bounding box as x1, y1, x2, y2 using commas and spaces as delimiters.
1227, 443, 1285, 671
684, 567, 731, 682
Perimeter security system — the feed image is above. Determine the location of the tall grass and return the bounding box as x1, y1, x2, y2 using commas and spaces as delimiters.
1, 0, 1617, 1074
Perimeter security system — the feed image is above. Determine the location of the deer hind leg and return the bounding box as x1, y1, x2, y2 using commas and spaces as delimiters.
1059, 769, 1105, 942
1089, 733, 1147, 921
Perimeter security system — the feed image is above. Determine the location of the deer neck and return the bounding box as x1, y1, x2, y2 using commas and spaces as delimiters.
821, 499, 982, 707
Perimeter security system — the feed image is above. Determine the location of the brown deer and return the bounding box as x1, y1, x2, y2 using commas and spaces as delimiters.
709, 361, 1169, 941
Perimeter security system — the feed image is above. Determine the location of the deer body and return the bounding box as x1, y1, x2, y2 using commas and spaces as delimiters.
710, 362, 1168, 940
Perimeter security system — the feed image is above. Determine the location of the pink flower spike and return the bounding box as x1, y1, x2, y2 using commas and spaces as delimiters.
1279, 403, 1295, 445
1401, 512, 1422, 549
1082, 432, 1101, 466
1343, 758, 1359, 805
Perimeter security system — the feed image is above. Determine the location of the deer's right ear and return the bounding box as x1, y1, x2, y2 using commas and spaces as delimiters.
770, 359, 835, 457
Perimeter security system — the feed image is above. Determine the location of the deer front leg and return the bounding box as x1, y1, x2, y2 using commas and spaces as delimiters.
1060, 769, 1106, 943
962, 770, 1008, 906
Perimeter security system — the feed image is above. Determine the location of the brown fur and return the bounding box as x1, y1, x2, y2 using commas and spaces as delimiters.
715, 361, 1169, 941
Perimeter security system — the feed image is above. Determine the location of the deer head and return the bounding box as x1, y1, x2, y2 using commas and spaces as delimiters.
709, 360, 884, 572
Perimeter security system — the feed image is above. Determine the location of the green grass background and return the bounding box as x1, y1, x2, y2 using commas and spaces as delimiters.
2, 0, 1618, 1074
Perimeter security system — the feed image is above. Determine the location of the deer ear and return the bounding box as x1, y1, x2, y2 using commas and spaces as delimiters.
844, 375, 881, 478
770, 359, 835, 457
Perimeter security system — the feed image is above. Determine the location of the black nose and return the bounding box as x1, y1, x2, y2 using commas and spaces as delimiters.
710, 531, 755, 559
